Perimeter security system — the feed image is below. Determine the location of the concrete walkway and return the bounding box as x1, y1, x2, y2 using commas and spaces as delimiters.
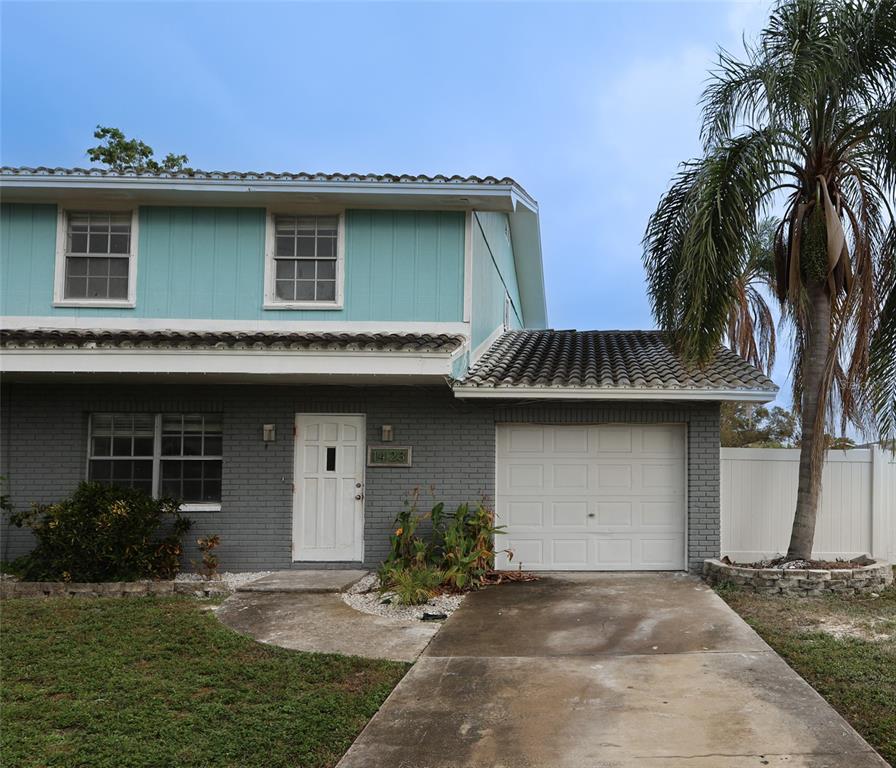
338, 572, 887, 768
216, 570, 438, 662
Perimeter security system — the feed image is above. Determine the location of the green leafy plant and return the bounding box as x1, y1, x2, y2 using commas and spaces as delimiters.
439, 502, 504, 590
8, 482, 192, 582
378, 489, 505, 603
379, 564, 444, 605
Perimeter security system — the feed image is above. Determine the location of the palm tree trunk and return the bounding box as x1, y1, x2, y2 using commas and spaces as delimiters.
786, 280, 832, 561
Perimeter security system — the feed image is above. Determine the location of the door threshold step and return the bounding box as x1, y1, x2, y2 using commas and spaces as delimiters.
237, 570, 368, 593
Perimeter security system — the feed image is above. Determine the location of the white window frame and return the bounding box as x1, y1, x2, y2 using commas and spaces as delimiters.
263, 209, 345, 310
54, 206, 139, 308
86, 413, 222, 513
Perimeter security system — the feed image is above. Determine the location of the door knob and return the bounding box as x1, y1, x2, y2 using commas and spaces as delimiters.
355, 483, 362, 488
355, 494, 363, 500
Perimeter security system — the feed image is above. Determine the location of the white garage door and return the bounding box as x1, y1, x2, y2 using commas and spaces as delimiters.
495, 424, 686, 571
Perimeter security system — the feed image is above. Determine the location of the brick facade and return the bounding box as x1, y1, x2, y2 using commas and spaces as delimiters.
0, 383, 720, 573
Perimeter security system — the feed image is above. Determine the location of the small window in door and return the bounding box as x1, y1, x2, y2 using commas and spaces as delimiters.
325, 446, 336, 472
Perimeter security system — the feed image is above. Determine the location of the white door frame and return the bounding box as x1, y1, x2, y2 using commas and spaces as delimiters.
292, 413, 366, 562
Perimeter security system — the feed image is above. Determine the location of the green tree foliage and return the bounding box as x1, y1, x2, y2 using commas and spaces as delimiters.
721, 403, 799, 447
87, 126, 189, 173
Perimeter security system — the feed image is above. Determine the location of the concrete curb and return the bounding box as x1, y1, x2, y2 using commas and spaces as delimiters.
0, 579, 231, 599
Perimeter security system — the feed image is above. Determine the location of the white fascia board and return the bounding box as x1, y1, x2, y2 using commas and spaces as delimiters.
1, 349, 455, 377
0, 175, 537, 209
452, 386, 778, 402
508, 205, 548, 329
0, 315, 470, 336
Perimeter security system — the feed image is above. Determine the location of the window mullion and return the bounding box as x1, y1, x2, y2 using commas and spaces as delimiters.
152, 414, 161, 498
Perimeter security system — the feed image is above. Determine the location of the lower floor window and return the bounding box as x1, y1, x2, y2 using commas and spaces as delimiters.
88, 413, 223, 504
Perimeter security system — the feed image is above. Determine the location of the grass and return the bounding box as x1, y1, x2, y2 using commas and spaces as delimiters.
719, 582, 896, 765
0, 596, 408, 768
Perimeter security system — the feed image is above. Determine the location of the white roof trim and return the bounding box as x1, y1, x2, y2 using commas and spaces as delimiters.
0, 173, 539, 212
1, 348, 455, 377
452, 385, 777, 402
0, 316, 470, 336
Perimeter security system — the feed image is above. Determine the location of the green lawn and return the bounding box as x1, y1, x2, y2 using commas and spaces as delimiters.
0, 597, 408, 768
719, 583, 896, 765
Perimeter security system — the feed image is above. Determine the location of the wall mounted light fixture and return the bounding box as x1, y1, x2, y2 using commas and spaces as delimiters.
263, 424, 277, 442
381, 424, 394, 442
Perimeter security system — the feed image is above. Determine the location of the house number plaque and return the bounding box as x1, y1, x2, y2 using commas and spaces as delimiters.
367, 446, 412, 467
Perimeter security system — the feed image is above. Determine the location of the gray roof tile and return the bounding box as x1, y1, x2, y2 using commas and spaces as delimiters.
457, 330, 777, 393
0, 166, 525, 191
0, 328, 465, 354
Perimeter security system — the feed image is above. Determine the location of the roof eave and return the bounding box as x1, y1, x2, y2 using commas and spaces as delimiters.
451, 385, 778, 402
0, 173, 538, 213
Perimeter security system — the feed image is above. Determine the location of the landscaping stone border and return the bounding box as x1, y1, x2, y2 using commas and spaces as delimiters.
703, 558, 894, 596
0, 579, 231, 599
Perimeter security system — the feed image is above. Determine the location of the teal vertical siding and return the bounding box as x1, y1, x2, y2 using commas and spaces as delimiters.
341, 210, 463, 322
0, 204, 465, 322
471, 211, 523, 349
0, 204, 57, 316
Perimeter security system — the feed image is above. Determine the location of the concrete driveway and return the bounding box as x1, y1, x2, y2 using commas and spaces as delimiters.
338, 573, 886, 768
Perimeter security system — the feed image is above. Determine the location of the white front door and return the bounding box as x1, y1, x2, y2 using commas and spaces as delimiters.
495, 424, 686, 571
293, 414, 365, 561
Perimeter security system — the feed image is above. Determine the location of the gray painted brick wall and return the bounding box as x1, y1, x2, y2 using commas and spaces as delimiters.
0, 383, 720, 573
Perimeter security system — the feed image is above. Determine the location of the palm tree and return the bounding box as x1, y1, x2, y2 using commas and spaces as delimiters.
726, 217, 778, 376
643, 0, 896, 562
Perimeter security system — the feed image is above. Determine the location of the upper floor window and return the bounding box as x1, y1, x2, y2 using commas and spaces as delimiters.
54, 209, 138, 307
264, 213, 343, 309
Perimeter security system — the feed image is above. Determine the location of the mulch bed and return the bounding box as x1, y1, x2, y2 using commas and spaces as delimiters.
721, 555, 872, 570
480, 570, 539, 585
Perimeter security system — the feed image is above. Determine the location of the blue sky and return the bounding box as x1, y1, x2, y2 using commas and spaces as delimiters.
1, 0, 787, 397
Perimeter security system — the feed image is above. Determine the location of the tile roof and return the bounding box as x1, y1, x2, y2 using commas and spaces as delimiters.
456, 330, 777, 394
0, 328, 465, 354
0, 166, 523, 189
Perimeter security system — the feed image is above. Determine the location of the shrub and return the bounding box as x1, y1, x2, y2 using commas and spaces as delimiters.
195, 534, 221, 580
378, 490, 505, 603
8, 482, 192, 582
380, 564, 444, 605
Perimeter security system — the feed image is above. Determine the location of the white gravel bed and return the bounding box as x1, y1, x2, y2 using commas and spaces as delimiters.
341, 573, 465, 622
175, 571, 273, 591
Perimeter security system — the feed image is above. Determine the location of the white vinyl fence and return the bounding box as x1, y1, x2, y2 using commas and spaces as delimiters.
720, 446, 896, 562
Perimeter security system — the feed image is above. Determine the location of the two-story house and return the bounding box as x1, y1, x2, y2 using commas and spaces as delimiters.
0, 167, 776, 573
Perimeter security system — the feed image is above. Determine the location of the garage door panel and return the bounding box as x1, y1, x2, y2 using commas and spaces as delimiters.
640, 538, 684, 567
506, 426, 545, 453
552, 501, 589, 527
497, 424, 686, 571
641, 426, 681, 454
596, 427, 633, 453
597, 464, 632, 488
597, 500, 632, 527
502, 538, 544, 568
504, 500, 544, 527
642, 463, 683, 489
553, 464, 589, 489
553, 539, 589, 567
641, 500, 682, 528
597, 538, 633, 565
508, 464, 544, 489
552, 427, 589, 453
